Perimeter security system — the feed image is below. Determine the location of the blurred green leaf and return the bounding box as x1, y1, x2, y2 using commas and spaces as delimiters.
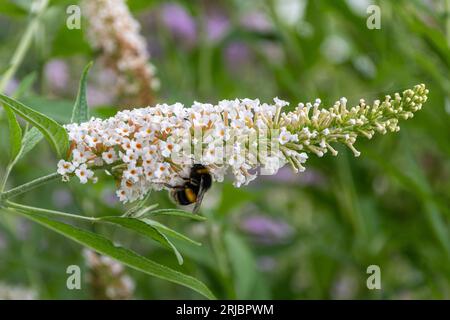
0, 94, 69, 159
71, 62, 92, 123
217, 183, 255, 216
18, 212, 215, 299
128, 0, 157, 12
12, 72, 37, 99
0, 0, 28, 17
224, 231, 267, 299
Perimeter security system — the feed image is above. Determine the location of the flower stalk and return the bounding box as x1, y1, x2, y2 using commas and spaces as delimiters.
0, 163, 117, 202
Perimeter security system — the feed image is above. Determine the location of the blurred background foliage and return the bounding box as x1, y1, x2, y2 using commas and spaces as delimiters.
0, 0, 449, 299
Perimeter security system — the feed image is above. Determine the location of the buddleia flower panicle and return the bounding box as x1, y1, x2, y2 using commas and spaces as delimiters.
82, 0, 159, 106
57, 84, 428, 203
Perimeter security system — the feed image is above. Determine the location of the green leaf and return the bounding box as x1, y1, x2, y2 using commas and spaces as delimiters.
144, 209, 207, 221
128, 0, 158, 12
224, 231, 264, 299
99, 216, 184, 265
0, 0, 28, 17
12, 72, 37, 99
3, 105, 22, 161
123, 191, 156, 217
0, 93, 69, 158
143, 218, 202, 247
18, 212, 215, 299
22, 95, 73, 123
125, 203, 159, 218
19, 127, 44, 160
71, 62, 93, 123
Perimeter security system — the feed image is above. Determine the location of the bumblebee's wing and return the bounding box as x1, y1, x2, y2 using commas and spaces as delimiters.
192, 176, 207, 214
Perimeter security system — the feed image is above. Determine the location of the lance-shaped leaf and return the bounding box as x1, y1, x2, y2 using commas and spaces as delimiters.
144, 209, 207, 221
19, 212, 215, 299
143, 218, 202, 247
71, 61, 92, 123
0, 93, 69, 158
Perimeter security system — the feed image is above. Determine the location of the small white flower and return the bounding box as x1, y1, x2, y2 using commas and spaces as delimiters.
57, 160, 75, 176
116, 122, 133, 136
121, 150, 138, 163
160, 139, 180, 158
274, 97, 289, 108
75, 164, 94, 184
123, 165, 142, 183
72, 149, 88, 164
279, 128, 293, 145
102, 149, 117, 164
154, 162, 170, 179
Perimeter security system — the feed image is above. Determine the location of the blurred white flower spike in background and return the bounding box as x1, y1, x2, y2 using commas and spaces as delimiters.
82, 0, 159, 106
58, 84, 428, 203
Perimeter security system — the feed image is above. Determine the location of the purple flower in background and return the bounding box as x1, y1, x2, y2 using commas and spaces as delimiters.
240, 214, 293, 244
44, 59, 69, 91
225, 42, 251, 69
161, 3, 197, 45
87, 86, 114, 106
260, 42, 284, 65
4, 78, 18, 96
16, 219, 31, 241
102, 188, 119, 207
206, 11, 230, 43
257, 256, 277, 272
240, 11, 273, 33
52, 190, 73, 209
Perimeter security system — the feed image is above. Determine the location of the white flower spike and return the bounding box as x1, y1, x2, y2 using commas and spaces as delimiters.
58, 84, 428, 203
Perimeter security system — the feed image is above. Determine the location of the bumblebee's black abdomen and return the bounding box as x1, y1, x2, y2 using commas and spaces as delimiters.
173, 190, 192, 205
173, 183, 199, 205
170, 164, 212, 208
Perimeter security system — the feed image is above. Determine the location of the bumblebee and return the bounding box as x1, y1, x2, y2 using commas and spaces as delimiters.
170, 164, 212, 213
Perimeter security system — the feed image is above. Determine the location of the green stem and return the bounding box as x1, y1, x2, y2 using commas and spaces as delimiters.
0, 172, 60, 201
5, 201, 98, 222
0, 0, 49, 93
0, 163, 117, 202
0, 163, 15, 192
0, 124, 28, 192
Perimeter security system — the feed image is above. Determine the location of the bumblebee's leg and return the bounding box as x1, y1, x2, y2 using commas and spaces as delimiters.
163, 183, 184, 189
151, 181, 184, 189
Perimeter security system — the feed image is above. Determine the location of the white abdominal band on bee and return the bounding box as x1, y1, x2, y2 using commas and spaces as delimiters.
56, 84, 428, 205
